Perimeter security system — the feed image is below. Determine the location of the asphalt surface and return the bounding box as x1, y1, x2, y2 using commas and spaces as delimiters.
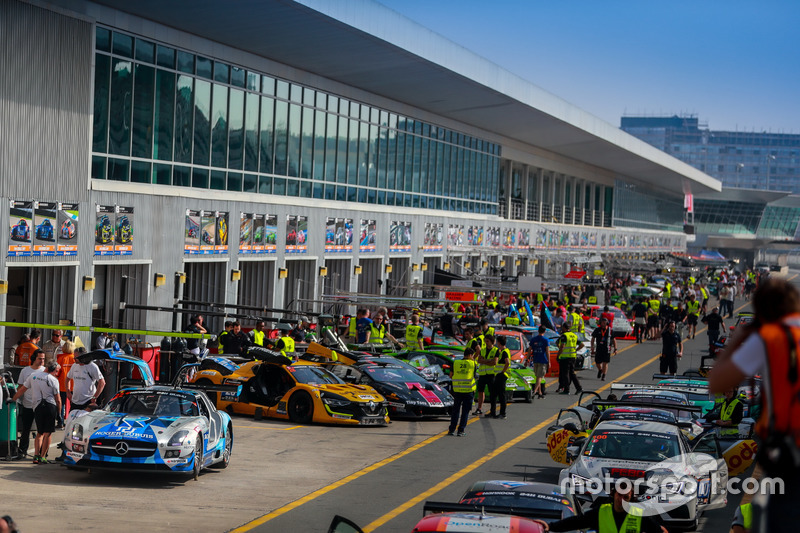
1, 295, 761, 533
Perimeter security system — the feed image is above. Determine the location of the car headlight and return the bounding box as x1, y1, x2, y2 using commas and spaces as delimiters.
570, 473, 595, 493
321, 393, 350, 407
71, 424, 84, 441
168, 430, 191, 447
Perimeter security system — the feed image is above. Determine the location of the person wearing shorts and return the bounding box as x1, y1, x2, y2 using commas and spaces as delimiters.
11, 361, 61, 464
527, 326, 551, 398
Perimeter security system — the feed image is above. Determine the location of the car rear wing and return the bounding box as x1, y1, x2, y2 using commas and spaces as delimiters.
610, 382, 710, 398
592, 400, 703, 424
171, 363, 242, 395
422, 501, 563, 521
652, 373, 708, 382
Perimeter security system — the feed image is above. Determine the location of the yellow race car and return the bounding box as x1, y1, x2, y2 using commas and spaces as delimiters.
190, 352, 389, 426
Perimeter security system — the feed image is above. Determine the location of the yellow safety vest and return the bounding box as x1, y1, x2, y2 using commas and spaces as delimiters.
686, 300, 700, 315
485, 326, 495, 337
720, 398, 741, 436
598, 503, 642, 533
701, 287, 709, 300
278, 335, 295, 358
569, 312, 584, 334
405, 324, 422, 346
348, 317, 357, 337
648, 299, 660, 313
559, 332, 577, 359
253, 330, 265, 347
369, 323, 385, 343
739, 503, 752, 530
504, 316, 520, 326
493, 348, 510, 377
451, 359, 476, 393
478, 346, 497, 376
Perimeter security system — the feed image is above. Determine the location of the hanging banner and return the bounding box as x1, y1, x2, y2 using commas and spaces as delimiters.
114, 206, 134, 256
325, 217, 352, 253
33, 201, 57, 256
360, 219, 376, 252
286, 215, 307, 254
215, 212, 228, 254
503, 228, 516, 249
9, 200, 33, 257
94, 205, 115, 256
199, 210, 216, 254
389, 221, 411, 252
184, 209, 201, 254
518, 229, 530, 248
423, 223, 443, 252
239, 213, 253, 254
57, 202, 79, 256
264, 214, 277, 254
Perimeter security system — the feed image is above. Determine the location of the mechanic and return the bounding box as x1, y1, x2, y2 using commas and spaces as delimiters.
369, 314, 397, 345
709, 277, 800, 533
479, 317, 495, 338
711, 386, 744, 437
67, 352, 105, 410
568, 307, 584, 335
251, 320, 266, 347
220, 321, 249, 356
486, 335, 510, 419
591, 316, 617, 382
448, 347, 476, 437
528, 325, 550, 399
13, 349, 45, 460
404, 313, 424, 350
473, 334, 498, 416
659, 321, 682, 375
11, 360, 61, 464
275, 325, 296, 360
685, 293, 700, 339
699, 283, 710, 314
556, 323, 582, 395
538, 482, 667, 532
14, 329, 41, 366
41, 329, 64, 365
55, 340, 76, 429
217, 321, 233, 351
701, 306, 726, 351
356, 308, 373, 344
646, 295, 661, 341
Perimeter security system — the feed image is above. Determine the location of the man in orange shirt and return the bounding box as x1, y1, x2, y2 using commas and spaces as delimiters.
15, 329, 41, 366
56, 341, 76, 428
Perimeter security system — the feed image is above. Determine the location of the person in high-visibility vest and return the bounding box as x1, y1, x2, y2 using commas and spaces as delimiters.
486, 335, 511, 419
405, 313, 424, 350
709, 277, 800, 533
251, 320, 266, 347
731, 502, 752, 533
473, 333, 497, 416
541, 481, 665, 532
646, 296, 661, 341
699, 284, 710, 314
685, 293, 700, 339
713, 386, 743, 437
568, 309, 584, 335
447, 347, 476, 437
369, 314, 398, 345
275, 328, 296, 360
556, 323, 582, 395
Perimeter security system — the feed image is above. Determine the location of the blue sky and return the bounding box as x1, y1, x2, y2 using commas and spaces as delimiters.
376, 0, 800, 133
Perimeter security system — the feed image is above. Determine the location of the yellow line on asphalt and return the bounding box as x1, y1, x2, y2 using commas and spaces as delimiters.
361, 351, 662, 532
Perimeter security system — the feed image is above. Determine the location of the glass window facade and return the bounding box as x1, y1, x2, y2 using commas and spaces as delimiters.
613, 180, 683, 231
91, 28, 500, 214
693, 199, 763, 235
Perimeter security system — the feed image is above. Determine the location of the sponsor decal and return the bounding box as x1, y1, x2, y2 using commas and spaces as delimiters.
547, 428, 571, 465
723, 439, 758, 477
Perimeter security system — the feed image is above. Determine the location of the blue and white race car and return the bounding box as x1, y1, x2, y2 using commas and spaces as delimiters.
63, 386, 234, 479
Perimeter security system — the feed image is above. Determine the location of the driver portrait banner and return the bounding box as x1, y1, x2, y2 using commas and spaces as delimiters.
422, 222, 443, 252
199, 210, 216, 254
33, 201, 57, 256
94, 204, 115, 256
114, 206, 133, 256
390, 221, 411, 252
57, 202, 79, 256
360, 219, 376, 252
184, 209, 201, 254
215, 211, 228, 254
263, 214, 277, 254
8, 200, 33, 257
239, 213, 253, 254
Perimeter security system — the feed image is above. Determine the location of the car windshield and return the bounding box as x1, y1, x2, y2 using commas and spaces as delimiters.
499, 336, 522, 351
460, 490, 575, 520
107, 391, 199, 417
583, 429, 680, 461
286, 365, 343, 385
363, 366, 426, 383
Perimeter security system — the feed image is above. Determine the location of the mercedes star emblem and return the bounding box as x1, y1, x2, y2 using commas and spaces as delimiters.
115, 442, 129, 455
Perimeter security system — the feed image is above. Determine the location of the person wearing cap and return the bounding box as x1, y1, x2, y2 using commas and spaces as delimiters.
702, 306, 726, 352
290, 316, 312, 343
538, 481, 667, 532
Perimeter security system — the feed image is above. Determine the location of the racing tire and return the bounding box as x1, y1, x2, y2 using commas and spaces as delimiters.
192, 436, 203, 481
194, 378, 218, 405
212, 424, 233, 469
524, 390, 533, 404
288, 391, 313, 424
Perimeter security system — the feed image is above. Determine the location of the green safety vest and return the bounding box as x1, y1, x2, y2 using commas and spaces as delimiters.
720, 398, 741, 436
739, 503, 752, 530
689, 276, 696, 285
648, 299, 660, 313
492, 348, 510, 377
369, 323, 385, 343
687, 300, 700, 315
451, 359, 477, 393
348, 317, 357, 337
558, 332, 578, 359
504, 316, 520, 326
701, 287, 709, 300
405, 324, 422, 345
598, 503, 642, 533
478, 346, 497, 376
569, 312, 584, 334
665, 282, 672, 298
253, 330, 265, 347
278, 335, 295, 358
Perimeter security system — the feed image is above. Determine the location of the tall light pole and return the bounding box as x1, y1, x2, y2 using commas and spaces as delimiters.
766, 154, 776, 190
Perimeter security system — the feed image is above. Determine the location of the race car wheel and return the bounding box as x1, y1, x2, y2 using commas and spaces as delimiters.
192, 436, 203, 481
524, 390, 533, 403
212, 424, 233, 469
288, 391, 313, 423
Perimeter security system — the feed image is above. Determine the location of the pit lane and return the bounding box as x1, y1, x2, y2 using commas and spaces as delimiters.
1, 302, 755, 533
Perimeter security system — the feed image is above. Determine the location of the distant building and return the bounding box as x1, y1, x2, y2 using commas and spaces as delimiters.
621, 115, 800, 192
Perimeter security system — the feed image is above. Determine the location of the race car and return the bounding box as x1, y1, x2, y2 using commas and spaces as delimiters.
10, 219, 30, 241
60, 218, 76, 239
95, 214, 113, 244
116, 215, 132, 244
459, 480, 581, 525
559, 418, 729, 530
322, 360, 453, 418
62, 385, 234, 479
190, 353, 389, 426
35, 219, 54, 241
494, 329, 527, 362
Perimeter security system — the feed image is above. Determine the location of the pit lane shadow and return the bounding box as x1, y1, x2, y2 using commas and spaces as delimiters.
489, 464, 564, 483
1, 462, 223, 488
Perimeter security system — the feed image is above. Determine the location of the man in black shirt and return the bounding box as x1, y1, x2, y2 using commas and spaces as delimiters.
701, 307, 726, 350
542, 483, 667, 532
630, 298, 648, 344
660, 321, 682, 375
220, 321, 249, 356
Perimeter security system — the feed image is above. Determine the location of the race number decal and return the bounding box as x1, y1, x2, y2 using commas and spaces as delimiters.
723, 439, 758, 477
547, 428, 571, 464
